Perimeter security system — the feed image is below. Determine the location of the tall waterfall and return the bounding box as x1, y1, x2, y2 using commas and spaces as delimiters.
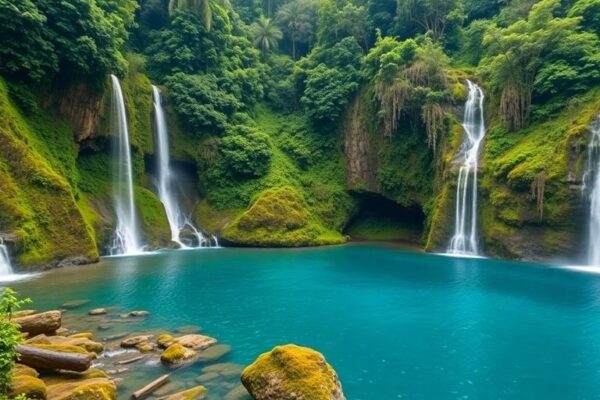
447, 81, 486, 256
152, 86, 216, 248
583, 113, 600, 266
110, 75, 143, 255
0, 239, 13, 277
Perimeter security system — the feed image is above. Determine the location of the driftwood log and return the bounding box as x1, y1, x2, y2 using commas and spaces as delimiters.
16, 344, 93, 372
13, 311, 62, 336
132, 374, 170, 399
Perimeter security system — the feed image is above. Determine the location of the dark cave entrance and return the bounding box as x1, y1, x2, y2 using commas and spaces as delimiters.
344, 193, 425, 244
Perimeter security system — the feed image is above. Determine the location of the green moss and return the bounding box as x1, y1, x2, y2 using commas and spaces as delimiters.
222, 187, 345, 246
134, 186, 170, 248
165, 385, 207, 400
120, 72, 154, 156
10, 375, 47, 400
194, 103, 356, 246
46, 378, 116, 400
0, 76, 98, 268
161, 343, 196, 365
241, 344, 343, 400
480, 87, 600, 258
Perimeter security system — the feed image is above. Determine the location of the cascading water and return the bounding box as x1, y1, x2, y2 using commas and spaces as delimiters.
447, 81, 486, 256
583, 113, 600, 266
152, 86, 216, 248
0, 239, 14, 277
110, 75, 143, 255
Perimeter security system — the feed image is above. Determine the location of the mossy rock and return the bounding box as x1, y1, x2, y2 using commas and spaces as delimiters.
164, 385, 207, 400
161, 343, 197, 365
222, 187, 346, 247
31, 343, 91, 355
46, 378, 116, 400
157, 333, 175, 348
12, 363, 39, 378
241, 344, 345, 400
11, 374, 47, 399
134, 185, 171, 248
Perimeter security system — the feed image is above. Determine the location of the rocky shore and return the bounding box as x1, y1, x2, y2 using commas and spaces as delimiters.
9, 301, 345, 400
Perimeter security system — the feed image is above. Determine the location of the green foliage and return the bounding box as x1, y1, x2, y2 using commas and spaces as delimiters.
568, 0, 600, 36
0, 0, 136, 84
480, 0, 600, 129
0, 289, 31, 396
275, 0, 318, 59
317, 0, 370, 49
395, 0, 464, 43
251, 16, 283, 55
167, 73, 241, 133
221, 125, 273, 177
298, 37, 364, 126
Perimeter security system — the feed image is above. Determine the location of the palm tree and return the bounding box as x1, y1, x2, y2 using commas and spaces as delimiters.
251, 16, 283, 56
276, 1, 313, 59
168, 0, 230, 31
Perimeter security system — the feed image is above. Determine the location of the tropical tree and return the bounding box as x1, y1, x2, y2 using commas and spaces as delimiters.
168, 0, 230, 31
276, 0, 314, 59
395, 0, 464, 41
251, 16, 283, 56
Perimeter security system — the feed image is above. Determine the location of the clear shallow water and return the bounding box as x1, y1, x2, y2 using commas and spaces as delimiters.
7, 244, 600, 399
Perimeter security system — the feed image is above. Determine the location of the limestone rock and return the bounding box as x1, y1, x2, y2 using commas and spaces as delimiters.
120, 335, 153, 348
128, 310, 150, 317
14, 311, 62, 336
174, 334, 217, 351
197, 344, 231, 362
88, 308, 107, 316
157, 334, 175, 348
241, 344, 345, 400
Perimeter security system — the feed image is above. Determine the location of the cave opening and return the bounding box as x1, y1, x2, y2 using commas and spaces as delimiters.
344, 193, 425, 244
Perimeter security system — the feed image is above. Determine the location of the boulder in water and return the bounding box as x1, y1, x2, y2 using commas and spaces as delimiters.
88, 308, 107, 316
160, 343, 196, 365
46, 377, 116, 400
241, 344, 345, 400
14, 311, 62, 336
120, 335, 153, 348
174, 334, 217, 351
61, 300, 90, 310
128, 310, 150, 317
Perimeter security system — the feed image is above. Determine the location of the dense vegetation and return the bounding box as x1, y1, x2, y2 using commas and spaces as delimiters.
1, 0, 600, 261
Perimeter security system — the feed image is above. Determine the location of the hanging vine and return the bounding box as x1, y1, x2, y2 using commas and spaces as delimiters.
530, 170, 546, 221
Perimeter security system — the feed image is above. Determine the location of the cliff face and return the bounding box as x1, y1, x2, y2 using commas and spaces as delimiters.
0, 78, 98, 269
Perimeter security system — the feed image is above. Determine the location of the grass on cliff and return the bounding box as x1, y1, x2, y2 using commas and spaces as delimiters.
0, 77, 98, 267
197, 104, 356, 246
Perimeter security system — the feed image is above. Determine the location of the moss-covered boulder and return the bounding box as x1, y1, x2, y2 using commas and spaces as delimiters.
157, 333, 174, 348
222, 187, 346, 247
11, 374, 47, 399
46, 377, 116, 400
241, 344, 345, 400
160, 343, 197, 365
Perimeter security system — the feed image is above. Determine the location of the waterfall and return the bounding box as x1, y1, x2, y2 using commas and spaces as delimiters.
152, 86, 215, 248
583, 113, 600, 266
0, 239, 13, 277
447, 81, 486, 256
109, 75, 143, 255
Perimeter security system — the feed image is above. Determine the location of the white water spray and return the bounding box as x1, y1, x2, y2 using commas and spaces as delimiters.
152, 86, 216, 248
0, 238, 13, 277
448, 81, 486, 256
583, 113, 600, 266
110, 75, 143, 255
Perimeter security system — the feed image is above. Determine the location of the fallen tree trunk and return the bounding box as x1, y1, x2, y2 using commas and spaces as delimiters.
13, 311, 62, 336
16, 344, 93, 372
132, 374, 170, 399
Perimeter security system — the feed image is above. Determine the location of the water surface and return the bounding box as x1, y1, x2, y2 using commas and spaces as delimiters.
9, 245, 600, 399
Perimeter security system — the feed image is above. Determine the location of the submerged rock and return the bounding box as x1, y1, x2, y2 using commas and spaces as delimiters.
88, 308, 107, 316
241, 344, 345, 400
128, 310, 150, 317
120, 335, 153, 348
61, 300, 90, 310
163, 385, 207, 400
160, 343, 196, 365
197, 344, 231, 362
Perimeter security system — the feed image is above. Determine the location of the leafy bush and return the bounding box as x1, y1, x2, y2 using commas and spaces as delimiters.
220, 125, 272, 178
0, 289, 31, 397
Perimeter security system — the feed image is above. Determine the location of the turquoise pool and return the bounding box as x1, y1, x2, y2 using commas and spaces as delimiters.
9, 244, 600, 399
